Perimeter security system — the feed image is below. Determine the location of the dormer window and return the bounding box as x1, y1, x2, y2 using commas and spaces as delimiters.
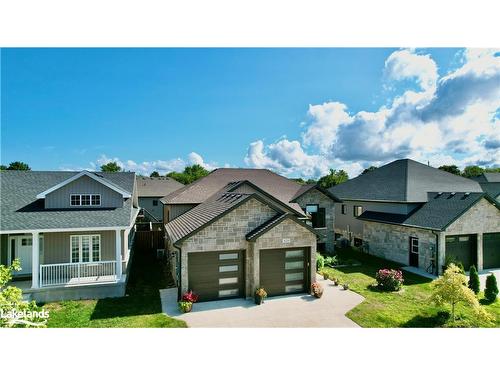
70, 194, 101, 207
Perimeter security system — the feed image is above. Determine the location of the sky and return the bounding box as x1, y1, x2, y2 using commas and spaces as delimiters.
1, 48, 499, 178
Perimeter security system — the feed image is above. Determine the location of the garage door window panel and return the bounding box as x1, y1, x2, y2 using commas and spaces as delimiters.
219, 265, 238, 273
285, 272, 304, 282
285, 261, 303, 270
219, 277, 238, 285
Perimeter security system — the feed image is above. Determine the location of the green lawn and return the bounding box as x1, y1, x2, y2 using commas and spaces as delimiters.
43, 247, 187, 328
321, 248, 499, 328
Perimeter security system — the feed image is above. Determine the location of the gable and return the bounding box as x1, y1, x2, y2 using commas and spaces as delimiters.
445, 197, 500, 235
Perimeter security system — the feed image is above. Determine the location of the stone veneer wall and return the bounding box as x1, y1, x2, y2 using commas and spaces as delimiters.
363, 221, 437, 271
179, 198, 277, 294
294, 189, 336, 252
445, 198, 500, 235
252, 218, 317, 295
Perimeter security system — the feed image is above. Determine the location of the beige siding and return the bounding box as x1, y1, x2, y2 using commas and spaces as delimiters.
45, 175, 123, 209
445, 198, 500, 235
43, 230, 116, 264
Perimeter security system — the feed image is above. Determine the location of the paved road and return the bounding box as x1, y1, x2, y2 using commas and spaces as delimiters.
161, 278, 364, 328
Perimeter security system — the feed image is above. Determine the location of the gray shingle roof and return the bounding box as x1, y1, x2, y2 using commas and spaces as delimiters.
358, 192, 498, 230
0, 171, 138, 231
471, 173, 500, 183
330, 159, 483, 202
136, 176, 184, 197
161, 168, 309, 214
479, 182, 500, 201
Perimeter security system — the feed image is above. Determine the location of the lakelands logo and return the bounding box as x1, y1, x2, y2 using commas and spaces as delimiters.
1, 308, 49, 327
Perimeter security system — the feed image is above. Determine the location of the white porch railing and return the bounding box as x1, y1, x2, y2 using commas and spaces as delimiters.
39, 261, 118, 288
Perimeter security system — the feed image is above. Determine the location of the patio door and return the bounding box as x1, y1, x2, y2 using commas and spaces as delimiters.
409, 237, 419, 267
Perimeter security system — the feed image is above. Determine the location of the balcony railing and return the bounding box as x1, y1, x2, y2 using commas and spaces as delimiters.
39, 261, 118, 288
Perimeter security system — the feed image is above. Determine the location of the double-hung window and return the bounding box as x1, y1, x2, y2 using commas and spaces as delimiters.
70, 194, 101, 207
70, 234, 101, 263
306, 204, 326, 228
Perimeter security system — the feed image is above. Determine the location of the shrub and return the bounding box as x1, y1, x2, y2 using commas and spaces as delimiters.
444, 256, 465, 274
375, 269, 404, 291
324, 255, 338, 267
181, 290, 199, 303
316, 253, 325, 270
484, 273, 498, 303
468, 265, 480, 294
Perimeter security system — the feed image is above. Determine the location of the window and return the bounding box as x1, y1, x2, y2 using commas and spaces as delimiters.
219, 277, 238, 285
353, 205, 363, 217
70, 194, 101, 207
152, 199, 158, 206
70, 234, 101, 263
285, 249, 304, 258
285, 284, 303, 293
21, 238, 33, 246
219, 253, 238, 260
285, 261, 303, 270
218, 289, 239, 297
306, 204, 326, 228
219, 265, 238, 272
341, 204, 347, 215
410, 237, 419, 254
285, 272, 303, 282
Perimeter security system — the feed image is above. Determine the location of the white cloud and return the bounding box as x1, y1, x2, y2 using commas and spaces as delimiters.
245, 48, 500, 178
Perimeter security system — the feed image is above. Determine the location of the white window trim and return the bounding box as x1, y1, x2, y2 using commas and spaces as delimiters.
70, 234, 101, 263
69, 194, 102, 207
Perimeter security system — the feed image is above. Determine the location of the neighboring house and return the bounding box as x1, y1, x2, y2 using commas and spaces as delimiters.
161, 168, 340, 302
136, 176, 184, 222
0, 170, 139, 302
330, 159, 500, 275
470, 173, 500, 202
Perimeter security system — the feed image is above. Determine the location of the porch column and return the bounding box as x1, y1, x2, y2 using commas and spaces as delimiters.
437, 231, 446, 275
31, 231, 40, 289
115, 229, 122, 281
477, 233, 483, 271
123, 228, 130, 262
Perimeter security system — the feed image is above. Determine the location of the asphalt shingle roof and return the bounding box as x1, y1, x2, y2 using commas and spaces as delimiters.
358, 192, 497, 230
471, 173, 500, 183
0, 171, 138, 231
136, 176, 184, 197
330, 159, 483, 202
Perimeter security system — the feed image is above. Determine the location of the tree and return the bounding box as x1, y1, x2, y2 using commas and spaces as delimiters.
438, 165, 461, 176
484, 273, 498, 303
0, 259, 47, 327
462, 165, 484, 178
484, 167, 500, 173
0, 165, 7, 170
361, 166, 377, 175
292, 178, 317, 185
317, 169, 348, 189
430, 264, 492, 324
100, 161, 122, 172
150, 171, 160, 178
468, 265, 480, 294
6, 161, 31, 171
167, 164, 209, 185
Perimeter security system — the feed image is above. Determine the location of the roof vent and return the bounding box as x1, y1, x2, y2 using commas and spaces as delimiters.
435, 192, 443, 199
447, 192, 456, 199
461, 192, 471, 200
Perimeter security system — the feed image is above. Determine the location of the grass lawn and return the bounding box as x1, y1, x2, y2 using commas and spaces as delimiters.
321, 248, 499, 328
43, 247, 187, 328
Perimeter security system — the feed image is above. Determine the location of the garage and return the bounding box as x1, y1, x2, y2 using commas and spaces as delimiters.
260, 248, 310, 297
445, 235, 477, 270
483, 232, 500, 269
188, 250, 245, 302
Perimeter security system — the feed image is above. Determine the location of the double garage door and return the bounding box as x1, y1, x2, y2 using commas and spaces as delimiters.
483, 232, 500, 269
188, 248, 310, 302
445, 233, 500, 270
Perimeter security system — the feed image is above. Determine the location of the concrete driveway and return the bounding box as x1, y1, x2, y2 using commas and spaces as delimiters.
161, 278, 364, 328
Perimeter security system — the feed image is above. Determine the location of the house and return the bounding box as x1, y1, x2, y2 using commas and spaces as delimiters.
0, 170, 139, 302
136, 176, 184, 222
470, 173, 500, 202
330, 159, 500, 275
161, 168, 340, 302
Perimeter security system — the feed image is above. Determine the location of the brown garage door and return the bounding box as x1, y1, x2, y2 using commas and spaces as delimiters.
260, 248, 310, 297
188, 250, 245, 302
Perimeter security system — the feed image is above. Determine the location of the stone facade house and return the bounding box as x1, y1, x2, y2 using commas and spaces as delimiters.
330, 159, 500, 275
0, 170, 139, 302
162, 168, 340, 301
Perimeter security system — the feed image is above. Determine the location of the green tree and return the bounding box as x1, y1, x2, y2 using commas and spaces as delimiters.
317, 169, 348, 189
100, 161, 122, 172
0, 165, 7, 170
361, 166, 377, 175
150, 171, 160, 177
438, 165, 461, 176
6, 161, 31, 170
468, 265, 480, 294
430, 264, 492, 324
0, 259, 47, 327
167, 164, 209, 185
484, 167, 500, 173
291, 178, 317, 185
484, 273, 498, 303
462, 165, 484, 178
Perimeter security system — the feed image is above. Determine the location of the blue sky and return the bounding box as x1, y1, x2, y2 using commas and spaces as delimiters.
1, 48, 499, 178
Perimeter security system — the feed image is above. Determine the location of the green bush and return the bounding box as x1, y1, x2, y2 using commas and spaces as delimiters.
468, 265, 480, 294
484, 273, 498, 303
316, 253, 325, 271
324, 255, 338, 267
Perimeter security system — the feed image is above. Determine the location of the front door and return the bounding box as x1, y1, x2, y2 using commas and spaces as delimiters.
12, 236, 33, 275
409, 237, 419, 267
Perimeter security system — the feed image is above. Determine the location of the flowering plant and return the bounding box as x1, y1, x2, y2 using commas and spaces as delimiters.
376, 269, 404, 291
181, 290, 199, 303
178, 301, 193, 313
255, 287, 268, 298
311, 282, 324, 298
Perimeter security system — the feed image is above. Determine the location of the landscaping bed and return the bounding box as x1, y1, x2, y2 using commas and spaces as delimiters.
321, 248, 500, 328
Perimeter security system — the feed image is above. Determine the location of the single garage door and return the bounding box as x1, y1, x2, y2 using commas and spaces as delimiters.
188, 250, 245, 302
445, 235, 477, 270
260, 248, 309, 297
483, 232, 500, 269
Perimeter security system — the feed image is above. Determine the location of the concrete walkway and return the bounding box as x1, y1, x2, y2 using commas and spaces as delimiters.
161, 278, 364, 328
